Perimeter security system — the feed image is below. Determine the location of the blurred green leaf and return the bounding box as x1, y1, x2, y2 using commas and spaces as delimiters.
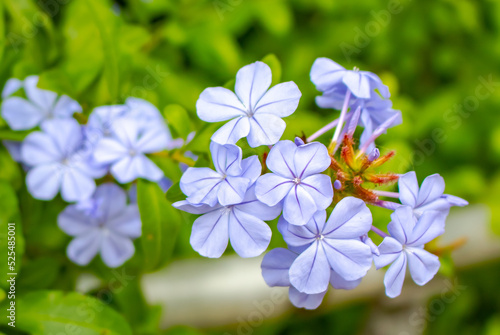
0, 181, 24, 290
5, 291, 133, 335
164, 104, 192, 138
137, 180, 180, 272
17, 257, 60, 290
261, 53, 282, 86
166, 182, 185, 203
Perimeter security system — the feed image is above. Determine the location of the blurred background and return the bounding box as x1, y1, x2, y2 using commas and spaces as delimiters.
1, 0, 500, 334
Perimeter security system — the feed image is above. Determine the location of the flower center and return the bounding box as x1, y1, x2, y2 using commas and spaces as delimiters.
316, 234, 325, 241
293, 177, 301, 184
220, 206, 232, 215
129, 149, 137, 156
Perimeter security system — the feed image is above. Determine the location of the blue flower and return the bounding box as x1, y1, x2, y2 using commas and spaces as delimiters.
197, 61, 302, 147
58, 183, 141, 268
2, 78, 23, 98
1, 76, 81, 131
310, 58, 390, 100
398, 171, 468, 221
354, 94, 402, 150
87, 97, 177, 149
261, 245, 363, 309
87, 104, 129, 139
180, 141, 261, 206
277, 197, 373, 294
374, 206, 444, 298
93, 118, 169, 184
21, 119, 100, 202
255, 139, 333, 226
174, 186, 281, 258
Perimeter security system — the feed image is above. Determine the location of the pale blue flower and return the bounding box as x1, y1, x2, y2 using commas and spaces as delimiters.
277, 197, 373, 294
2, 78, 23, 98
180, 141, 261, 206
255, 139, 333, 226
22, 119, 99, 202
174, 186, 281, 258
93, 118, 168, 184
398, 171, 468, 221
1, 76, 81, 130
374, 206, 444, 298
261, 246, 362, 309
310, 58, 390, 99
58, 183, 141, 268
197, 61, 302, 147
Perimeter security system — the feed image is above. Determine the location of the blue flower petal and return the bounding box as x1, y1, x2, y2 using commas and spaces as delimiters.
383, 253, 407, 298
261, 248, 298, 287
288, 286, 327, 310
406, 247, 440, 286
247, 113, 286, 147
255, 173, 294, 206
229, 208, 271, 258
190, 209, 229, 258
235, 61, 272, 111
322, 238, 372, 281
289, 241, 330, 294
322, 197, 371, 239
254, 81, 301, 117
283, 185, 317, 226
100, 233, 135, 268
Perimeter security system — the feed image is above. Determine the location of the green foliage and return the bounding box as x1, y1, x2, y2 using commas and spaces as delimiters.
2, 291, 133, 334
137, 180, 180, 272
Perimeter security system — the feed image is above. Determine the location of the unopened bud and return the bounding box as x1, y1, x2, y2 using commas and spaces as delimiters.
368, 148, 380, 161
294, 137, 305, 146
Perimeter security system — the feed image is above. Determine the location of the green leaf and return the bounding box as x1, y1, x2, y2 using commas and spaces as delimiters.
164, 104, 192, 138
166, 182, 185, 203
85, 0, 121, 101
0, 1, 5, 63
17, 257, 60, 290
0, 129, 30, 141
0, 181, 24, 290
137, 180, 180, 272
185, 123, 220, 155
0, 147, 22, 189
113, 277, 162, 334
223, 78, 235, 90
261, 53, 282, 86
4, 291, 133, 334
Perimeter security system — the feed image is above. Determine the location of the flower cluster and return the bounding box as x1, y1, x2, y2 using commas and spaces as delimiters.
1, 76, 179, 267
174, 59, 468, 309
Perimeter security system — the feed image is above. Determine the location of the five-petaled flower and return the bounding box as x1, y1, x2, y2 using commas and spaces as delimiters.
374, 206, 444, 298
1, 76, 81, 131
310, 57, 390, 100
261, 246, 363, 309
278, 197, 373, 294
256, 139, 333, 226
22, 119, 102, 202
94, 118, 169, 184
180, 141, 261, 206
197, 61, 302, 147
174, 186, 281, 258
399, 171, 468, 221
58, 183, 141, 268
